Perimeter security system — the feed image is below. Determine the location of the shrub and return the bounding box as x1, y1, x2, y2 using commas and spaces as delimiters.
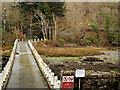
58, 39, 65, 45
34, 36, 38, 39
47, 40, 59, 47
45, 40, 49, 44
2, 32, 16, 46
104, 15, 118, 45
90, 20, 101, 45
86, 36, 98, 44
9, 46, 13, 49
57, 30, 81, 44
85, 39, 92, 45
79, 39, 92, 46
39, 42, 44, 47
79, 39, 85, 45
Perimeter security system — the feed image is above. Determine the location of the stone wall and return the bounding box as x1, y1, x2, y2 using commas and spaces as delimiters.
62, 71, 120, 89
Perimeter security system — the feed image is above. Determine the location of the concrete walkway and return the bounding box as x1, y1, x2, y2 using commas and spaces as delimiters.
6, 42, 48, 89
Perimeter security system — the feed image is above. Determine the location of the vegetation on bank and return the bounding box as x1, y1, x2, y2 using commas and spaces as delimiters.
35, 46, 102, 57
35, 41, 103, 57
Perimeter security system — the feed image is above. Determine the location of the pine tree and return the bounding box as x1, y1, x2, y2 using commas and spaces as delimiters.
13, 2, 66, 40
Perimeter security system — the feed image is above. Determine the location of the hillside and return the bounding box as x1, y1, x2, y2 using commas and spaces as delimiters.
57, 2, 118, 31
1, 2, 119, 46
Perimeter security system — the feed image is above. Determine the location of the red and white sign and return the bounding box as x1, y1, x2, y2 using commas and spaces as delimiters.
62, 76, 74, 89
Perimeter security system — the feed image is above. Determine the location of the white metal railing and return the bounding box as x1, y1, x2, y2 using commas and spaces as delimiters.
28, 40, 61, 89
18, 38, 40, 42
0, 39, 18, 90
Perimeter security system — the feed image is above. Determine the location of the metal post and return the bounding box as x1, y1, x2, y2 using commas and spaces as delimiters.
79, 78, 80, 90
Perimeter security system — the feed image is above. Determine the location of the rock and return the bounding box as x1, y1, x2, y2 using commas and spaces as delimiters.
83, 57, 104, 62
55, 64, 64, 67
79, 57, 87, 60
16, 52, 19, 54
65, 61, 68, 63
65, 65, 68, 66
103, 57, 108, 59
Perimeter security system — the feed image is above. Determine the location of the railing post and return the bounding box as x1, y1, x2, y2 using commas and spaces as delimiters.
41, 38, 43, 41
46, 67, 49, 78
34, 39, 36, 42
37, 38, 40, 42
57, 80, 61, 89
18, 39, 20, 42
0, 73, 2, 90
51, 72, 54, 85
44, 65, 47, 75
31, 39, 33, 42
22, 39, 23, 41
48, 69, 52, 81
54, 76, 58, 89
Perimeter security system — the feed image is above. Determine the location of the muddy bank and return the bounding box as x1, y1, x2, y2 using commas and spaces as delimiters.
84, 50, 118, 64
42, 49, 119, 78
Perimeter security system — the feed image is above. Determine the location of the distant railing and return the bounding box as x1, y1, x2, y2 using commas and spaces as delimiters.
0, 39, 18, 90
18, 38, 40, 42
28, 40, 61, 90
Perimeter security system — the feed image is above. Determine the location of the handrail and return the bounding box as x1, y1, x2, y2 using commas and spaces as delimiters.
0, 39, 18, 90
28, 40, 61, 90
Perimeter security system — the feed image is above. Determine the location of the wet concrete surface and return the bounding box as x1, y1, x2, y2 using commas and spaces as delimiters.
6, 41, 49, 89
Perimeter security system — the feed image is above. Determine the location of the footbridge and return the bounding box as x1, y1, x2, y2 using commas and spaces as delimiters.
0, 39, 61, 90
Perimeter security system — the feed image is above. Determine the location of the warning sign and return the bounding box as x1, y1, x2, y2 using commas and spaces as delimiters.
62, 76, 74, 89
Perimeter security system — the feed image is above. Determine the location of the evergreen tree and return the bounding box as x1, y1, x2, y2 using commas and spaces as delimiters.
14, 2, 66, 40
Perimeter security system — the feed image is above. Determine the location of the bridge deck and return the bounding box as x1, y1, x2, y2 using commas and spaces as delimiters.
6, 42, 48, 89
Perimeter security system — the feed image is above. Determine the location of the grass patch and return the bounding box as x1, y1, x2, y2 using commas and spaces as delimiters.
41, 55, 79, 62
35, 47, 102, 57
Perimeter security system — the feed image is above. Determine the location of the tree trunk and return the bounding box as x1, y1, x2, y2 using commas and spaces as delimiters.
54, 20, 57, 40
47, 29, 49, 40
49, 27, 51, 40
30, 23, 31, 39
52, 13, 57, 40
17, 22, 19, 38
41, 22, 46, 40
30, 18, 33, 39
45, 26, 47, 40
21, 19, 23, 34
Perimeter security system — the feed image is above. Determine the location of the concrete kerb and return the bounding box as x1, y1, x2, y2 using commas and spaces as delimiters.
0, 39, 18, 90
28, 40, 61, 90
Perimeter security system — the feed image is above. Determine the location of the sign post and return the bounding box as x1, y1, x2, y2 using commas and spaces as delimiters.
75, 69, 85, 90
62, 76, 74, 90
